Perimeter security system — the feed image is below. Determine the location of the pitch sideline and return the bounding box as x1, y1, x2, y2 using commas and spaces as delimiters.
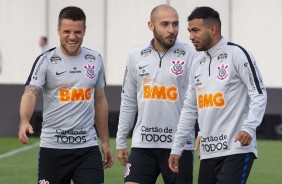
0, 142, 39, 160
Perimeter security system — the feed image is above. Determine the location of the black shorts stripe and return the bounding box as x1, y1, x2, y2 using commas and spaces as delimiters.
25, 47, 56, 86
227, 42, 263, 94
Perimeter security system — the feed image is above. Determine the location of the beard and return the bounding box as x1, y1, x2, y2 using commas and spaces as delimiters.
153, 28, 177, 49
60, 37, 83, 56
196, 34, 212, 51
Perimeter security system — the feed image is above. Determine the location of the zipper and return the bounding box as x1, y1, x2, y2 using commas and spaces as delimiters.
156, 49, 169, 68
207, 51, 212, 76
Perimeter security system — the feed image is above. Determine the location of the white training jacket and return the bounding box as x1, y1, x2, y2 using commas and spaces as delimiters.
171, 38, 267, 159
116, 40, 199, 150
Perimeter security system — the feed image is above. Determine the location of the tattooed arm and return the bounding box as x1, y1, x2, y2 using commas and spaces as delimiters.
18, 85, 40, 144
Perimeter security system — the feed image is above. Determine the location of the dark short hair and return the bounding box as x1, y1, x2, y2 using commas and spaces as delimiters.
188, 6, 221, 27
41, 36, 47, 43
58, 6, 86, 27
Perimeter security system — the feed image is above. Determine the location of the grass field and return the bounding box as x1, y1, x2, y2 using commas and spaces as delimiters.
0, 137, 281, 184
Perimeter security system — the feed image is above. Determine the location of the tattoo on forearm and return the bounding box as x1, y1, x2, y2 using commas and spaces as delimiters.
24, 85, 40, 96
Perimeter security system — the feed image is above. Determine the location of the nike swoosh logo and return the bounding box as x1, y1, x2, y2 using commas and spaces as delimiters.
56, 71, 67, 75
195, 74, 201, 79
139, 64, 150, 70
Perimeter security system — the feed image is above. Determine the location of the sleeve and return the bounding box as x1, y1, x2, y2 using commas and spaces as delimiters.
116, 53, 138, 149
95, 55, 106, 89
171, 61, 198, 156
234, 49, 267, 138
25, 54, 48, 88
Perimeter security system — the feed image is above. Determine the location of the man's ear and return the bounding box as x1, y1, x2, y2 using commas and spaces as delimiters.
148, 21, 154, 32
209, 24, 217, 35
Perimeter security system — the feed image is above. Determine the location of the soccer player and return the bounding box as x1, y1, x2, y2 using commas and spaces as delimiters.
169, 6, 267, 184
116, 4, 199, 184
18, 6, 113, 184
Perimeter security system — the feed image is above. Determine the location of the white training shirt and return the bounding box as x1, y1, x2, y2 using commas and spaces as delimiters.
26, 47, 106, 149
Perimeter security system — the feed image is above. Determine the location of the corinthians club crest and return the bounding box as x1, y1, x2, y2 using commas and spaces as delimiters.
84, 64, 96, 79
171, 59, 185, 76
217, 63, 229, 81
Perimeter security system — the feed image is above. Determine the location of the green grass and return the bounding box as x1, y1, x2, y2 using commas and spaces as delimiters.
0, 137, 38, 154
0, 138, 281, 183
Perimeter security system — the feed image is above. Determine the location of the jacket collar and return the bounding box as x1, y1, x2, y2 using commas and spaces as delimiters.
204, 37, 227, 57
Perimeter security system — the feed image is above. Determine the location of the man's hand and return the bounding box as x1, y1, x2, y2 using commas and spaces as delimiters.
168, 154, 180, 173
101, 143, 114, 169
234, 130, 252, 146
18, 123, 34, 144
117, 148, 129, 166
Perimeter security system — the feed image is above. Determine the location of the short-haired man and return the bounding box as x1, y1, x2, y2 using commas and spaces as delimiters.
169, 6, 267, 184
18, 6, 113, 184
116, 4, 199, 184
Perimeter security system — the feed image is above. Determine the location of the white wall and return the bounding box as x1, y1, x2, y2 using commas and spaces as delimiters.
232, 0, 282, 87
0, 0, 46, 84
0, 0, 281, 87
